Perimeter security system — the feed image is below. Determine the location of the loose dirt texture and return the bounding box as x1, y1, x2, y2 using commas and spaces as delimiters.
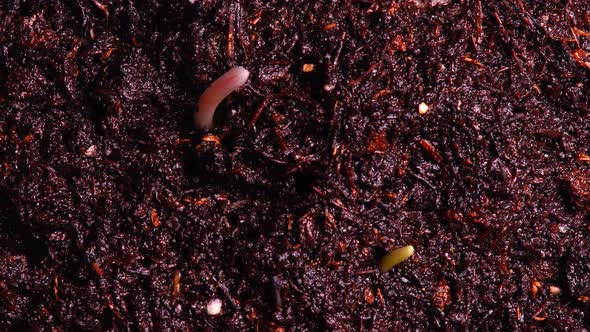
1, 0, 590, 330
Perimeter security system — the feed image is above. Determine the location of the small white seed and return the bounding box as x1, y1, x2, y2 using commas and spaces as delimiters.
549, 286, 561, 296
206, 298, 222, 316
418, 102, 429, 115
324, 84, 335, 92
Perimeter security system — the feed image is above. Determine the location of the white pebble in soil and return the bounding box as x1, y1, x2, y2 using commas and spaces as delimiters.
207, 298, 222, 316
84, 145, 97, 157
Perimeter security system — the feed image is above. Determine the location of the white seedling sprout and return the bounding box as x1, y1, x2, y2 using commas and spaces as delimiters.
195, 66, 250, 129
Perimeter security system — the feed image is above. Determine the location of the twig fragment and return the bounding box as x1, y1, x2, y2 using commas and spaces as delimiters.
150, 208, 161, 228
172, 270, 181, 298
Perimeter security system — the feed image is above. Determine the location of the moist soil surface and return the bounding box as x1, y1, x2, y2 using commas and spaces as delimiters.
1, 0, 590, 330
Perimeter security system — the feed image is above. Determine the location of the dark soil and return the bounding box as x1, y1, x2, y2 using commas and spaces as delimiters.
1, 0, 590, 330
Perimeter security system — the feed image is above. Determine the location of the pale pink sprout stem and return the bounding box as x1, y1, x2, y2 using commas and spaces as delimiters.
195, 66, 250, 129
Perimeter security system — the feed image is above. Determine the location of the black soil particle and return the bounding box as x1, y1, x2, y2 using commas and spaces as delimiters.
1, 0, 590, 330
